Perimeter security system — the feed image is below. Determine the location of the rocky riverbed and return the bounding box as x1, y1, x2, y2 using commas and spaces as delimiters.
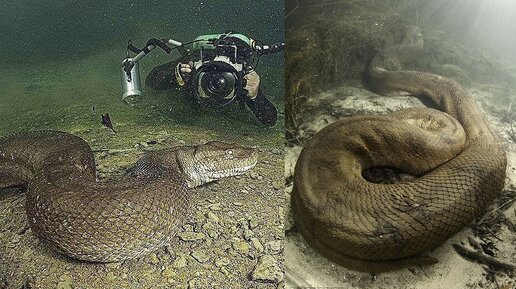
0, 126, 285, 289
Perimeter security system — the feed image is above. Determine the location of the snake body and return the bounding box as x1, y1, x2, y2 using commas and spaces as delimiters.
0, 130, 257, 262
292, 26, 507, 263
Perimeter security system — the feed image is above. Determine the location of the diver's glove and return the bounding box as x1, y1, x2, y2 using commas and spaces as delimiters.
174, 62, 193, 86
243, 70, 260, 100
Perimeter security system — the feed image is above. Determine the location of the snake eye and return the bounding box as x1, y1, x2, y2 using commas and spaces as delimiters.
226, 150, 233, 155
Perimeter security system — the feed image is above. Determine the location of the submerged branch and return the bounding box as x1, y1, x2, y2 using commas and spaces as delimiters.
453, 244, 515, 275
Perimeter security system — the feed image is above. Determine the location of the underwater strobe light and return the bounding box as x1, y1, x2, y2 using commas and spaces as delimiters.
120, 38, 184, 105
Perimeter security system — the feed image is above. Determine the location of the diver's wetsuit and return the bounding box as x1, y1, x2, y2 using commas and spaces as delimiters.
145, 56, 278, 127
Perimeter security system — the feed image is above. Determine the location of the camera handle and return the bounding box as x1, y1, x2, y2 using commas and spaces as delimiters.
253, 42, 285, 56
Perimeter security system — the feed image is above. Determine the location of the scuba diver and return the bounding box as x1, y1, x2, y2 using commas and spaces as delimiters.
121, 31, 284, 127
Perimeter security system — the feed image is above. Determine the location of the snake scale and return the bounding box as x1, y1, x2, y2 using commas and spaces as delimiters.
292, 26, 507, 265
0, 130, 258, 262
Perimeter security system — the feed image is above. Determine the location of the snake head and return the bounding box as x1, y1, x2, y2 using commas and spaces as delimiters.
182, 141, 259, 188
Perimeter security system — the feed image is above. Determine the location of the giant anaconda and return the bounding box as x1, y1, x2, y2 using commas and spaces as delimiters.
0, 130, 257, 262
292, 26, 507, 264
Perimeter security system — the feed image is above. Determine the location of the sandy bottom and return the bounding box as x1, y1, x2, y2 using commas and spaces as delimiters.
284, 82, 516, 289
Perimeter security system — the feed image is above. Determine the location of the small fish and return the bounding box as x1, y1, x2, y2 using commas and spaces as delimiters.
101, 113, 116, 133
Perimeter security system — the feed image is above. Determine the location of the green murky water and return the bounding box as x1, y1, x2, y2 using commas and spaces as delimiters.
0, 0, 284, 145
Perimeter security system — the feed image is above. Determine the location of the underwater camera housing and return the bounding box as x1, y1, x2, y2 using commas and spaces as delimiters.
120, 32, 284, 108
189, 33, 257, 109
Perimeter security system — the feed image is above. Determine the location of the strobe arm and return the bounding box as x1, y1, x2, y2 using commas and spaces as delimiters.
122, 38, 185, 81
129, 38, 177, 61
254, 42, 285, 56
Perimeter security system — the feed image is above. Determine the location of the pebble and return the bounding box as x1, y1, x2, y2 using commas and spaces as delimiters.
188, 279, 197, 289
266, 240, 283, 254
182, 224, 194, 231
149, 253, 159, 264
206, 211, 219, 223
165, 245, 175, 256
98, 151, 109, 159
239, 219, 250, 230
142, 269, 155, 279
251, 238, 265, 253
232, 240, 250, 255
271, 148, 282, 155
219, 267, 233, 278
202, 222, 219, 239
214, 257, 229, 267
194, 211, 205, 222
202, 222, 215, 231
59, 274, 73, 283
229, 226, 239, 234
278, 207, 285, 219
56, 282, 72, 289
162, 267, 176, 278
250, 172, 260, 179
208, 203, 222, 211
206, 198, 217, 204
191, 250, 209, 263
250, 255, 283, 283
106, 272, 116, 282
243, 229, 254, 240
172, 256, 187, 268
179, 232, 206, 241
161, 253, 170, 262
249, 219, 260, 229
205, 230, 218, 239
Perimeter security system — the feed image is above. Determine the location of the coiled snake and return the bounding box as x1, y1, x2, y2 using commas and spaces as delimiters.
292, 26, 507, 265
0, 130, 258, 262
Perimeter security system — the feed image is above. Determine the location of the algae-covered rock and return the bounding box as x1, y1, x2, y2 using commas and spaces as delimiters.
250, 255, 283, 283
232, 240, 250, 256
